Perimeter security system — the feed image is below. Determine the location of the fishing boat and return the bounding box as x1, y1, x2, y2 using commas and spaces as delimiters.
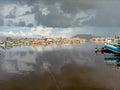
103, 34, 120, 54
104, 44, 120, 54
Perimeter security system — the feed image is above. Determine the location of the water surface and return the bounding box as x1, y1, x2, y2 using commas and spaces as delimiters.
0, 42, 119, 90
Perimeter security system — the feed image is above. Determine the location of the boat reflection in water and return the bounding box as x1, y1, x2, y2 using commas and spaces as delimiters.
104, 55, 120, 66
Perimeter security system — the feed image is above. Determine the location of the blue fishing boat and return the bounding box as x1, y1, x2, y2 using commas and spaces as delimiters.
103, 34, 120, 54
104, 44, 120, 54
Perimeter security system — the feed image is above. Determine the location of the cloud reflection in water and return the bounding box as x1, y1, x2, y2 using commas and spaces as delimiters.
0, 43, 120, 90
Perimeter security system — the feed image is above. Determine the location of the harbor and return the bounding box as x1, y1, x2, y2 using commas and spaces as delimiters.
1, 0, 120, 89
0, 37, 86, 49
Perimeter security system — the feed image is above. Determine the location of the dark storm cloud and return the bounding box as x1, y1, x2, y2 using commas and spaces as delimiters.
27, 23, 34, 27
60, 0, 95, 15
34, 5, 72, 27
5, 14, 15, 18
3, 0, 120, 27
89, 2, 120, 27
0, 18, 4, 26
10, 0, 73, 27
60, 0, 120, 27
10, 0, 96, 27
11, 0, 57, 6
21, 11, 33, 16
18, 20, 26, 27
11, 0, 40, 6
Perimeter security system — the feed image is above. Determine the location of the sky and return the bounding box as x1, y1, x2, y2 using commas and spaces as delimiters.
0, 0, 120, 37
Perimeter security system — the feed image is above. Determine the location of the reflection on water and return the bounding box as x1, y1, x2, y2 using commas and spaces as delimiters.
0, 46, 56, 74
0, 42, 120, 90
0, 44, 96, 75
104, 55, 120, 70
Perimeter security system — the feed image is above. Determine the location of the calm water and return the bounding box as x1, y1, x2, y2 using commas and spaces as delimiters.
0, 42, 120, 90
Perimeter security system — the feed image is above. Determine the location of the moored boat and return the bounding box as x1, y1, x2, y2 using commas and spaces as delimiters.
103, 34, 120, 54
104, 44, 120, 53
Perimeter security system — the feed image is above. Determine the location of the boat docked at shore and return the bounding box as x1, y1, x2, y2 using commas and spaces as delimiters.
95, 35, 120, 66
103, 35, 120, 54
104, 44, 120, 54
95, 34, 120, 55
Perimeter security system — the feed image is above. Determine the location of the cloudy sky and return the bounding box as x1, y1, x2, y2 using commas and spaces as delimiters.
0, 0, 120, 37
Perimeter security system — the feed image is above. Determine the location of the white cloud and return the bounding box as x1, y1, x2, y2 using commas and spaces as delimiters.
73, 9, 96, 25
2, 4, 33, 17
0, 31, 14, 37
2, 4, 36, 26
51, 28, 74, 38
59, 28, 73, 37
4, 14, 36, 26
2, 4, 16, 17
0, 26, 83, 38
17, 14, 36, 25
31, 26, 53, 37
16, 5, 33, 17
0, 26, 53, 37
40, 8, 50, 16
